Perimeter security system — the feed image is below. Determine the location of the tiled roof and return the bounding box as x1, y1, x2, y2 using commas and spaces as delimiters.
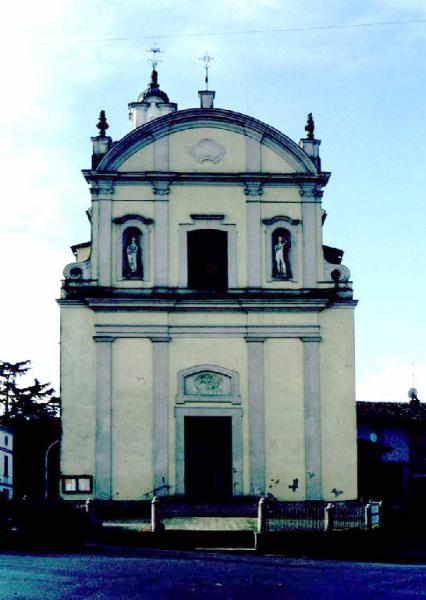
357, 401, 426, 423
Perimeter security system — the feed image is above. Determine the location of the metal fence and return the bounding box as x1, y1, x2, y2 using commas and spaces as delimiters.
261, 500, 380, 533
333, 502, 366, 530
265, 502, 325, 532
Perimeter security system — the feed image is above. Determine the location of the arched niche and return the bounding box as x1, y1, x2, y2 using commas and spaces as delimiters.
113, 215, 153, 282
263, 216, 300, 283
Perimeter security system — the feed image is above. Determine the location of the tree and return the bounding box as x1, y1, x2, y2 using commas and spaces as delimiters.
0, 360, 61, 500
0, 360, 60, 422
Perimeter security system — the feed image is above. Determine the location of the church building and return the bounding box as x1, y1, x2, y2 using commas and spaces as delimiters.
59, 65, 357, 504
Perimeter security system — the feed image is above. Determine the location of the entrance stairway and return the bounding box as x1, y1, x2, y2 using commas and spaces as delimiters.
90, 497, 260, 550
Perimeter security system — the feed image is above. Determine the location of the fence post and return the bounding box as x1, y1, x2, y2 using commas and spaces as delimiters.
151, 495, 163, 533
378, 501, 384, 527
85, 499, 97, 527
257, 497, 267, 534
324, 503, 335, 533
364, 503, 372, 530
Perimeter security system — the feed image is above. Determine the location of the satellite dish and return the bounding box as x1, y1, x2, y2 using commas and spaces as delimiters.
408, 387, 418, 400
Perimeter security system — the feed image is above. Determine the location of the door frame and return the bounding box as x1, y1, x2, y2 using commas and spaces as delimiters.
175, 406, 243, 496
178, 221, 237, 288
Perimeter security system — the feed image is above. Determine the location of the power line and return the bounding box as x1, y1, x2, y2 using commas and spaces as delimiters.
29, 18, 426, 45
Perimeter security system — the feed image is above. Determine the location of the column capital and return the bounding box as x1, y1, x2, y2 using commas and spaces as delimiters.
244, 181, 263, 199
91, 181, 114, 198
245, 336, 266, 343
299, 185, 323, 200
152, 180, 171, 197
93, 335, 115, 343
301, 336, 322, 343
150, 336, 171, 343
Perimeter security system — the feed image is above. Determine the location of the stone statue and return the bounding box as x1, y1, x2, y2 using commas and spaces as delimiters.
126, 236, 140, 274
274, 236, 288, 276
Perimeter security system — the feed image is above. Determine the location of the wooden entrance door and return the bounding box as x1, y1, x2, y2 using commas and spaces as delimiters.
184, 416, 232, 501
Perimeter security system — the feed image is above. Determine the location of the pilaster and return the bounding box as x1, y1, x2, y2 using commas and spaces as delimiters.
246, 337, 265, 495
153, 130, 169, 171
245, 129, 262, 172
300, 185, 322, 288
94, 335, 114, 499
96, 182, 114, 287
244, 182, 263, 288
152, 181, 170, 288
152, 337, 171, 495
303, 337, 322, 499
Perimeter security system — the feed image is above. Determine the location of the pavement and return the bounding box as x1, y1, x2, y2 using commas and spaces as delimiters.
0, 546, 426, 599
102, 517, 258, 531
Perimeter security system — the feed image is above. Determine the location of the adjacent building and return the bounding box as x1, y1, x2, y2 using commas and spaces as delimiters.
0, 425, 13, 499
59, 69, 357, 504
358, 392, 426, 508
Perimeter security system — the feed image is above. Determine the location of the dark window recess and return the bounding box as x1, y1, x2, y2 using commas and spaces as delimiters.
4, 455, 8, 478
187, 229, 228, 290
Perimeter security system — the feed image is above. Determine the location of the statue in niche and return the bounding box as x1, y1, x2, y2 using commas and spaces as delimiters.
123, 228, 143, 279
272, 228, 292, 279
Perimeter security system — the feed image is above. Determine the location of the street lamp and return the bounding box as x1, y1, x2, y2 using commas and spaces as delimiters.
44, 439, 60, 501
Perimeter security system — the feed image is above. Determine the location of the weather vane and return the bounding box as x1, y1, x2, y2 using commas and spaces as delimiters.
199, 51, 214, 90
147, 44, 163, 70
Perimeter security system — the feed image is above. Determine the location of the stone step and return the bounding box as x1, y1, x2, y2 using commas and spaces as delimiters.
95, 525, 256, 550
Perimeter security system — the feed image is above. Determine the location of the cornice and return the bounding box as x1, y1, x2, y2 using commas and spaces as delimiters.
95, 323, 322, 341
60, 286, 356, 308
82, 170, 331, 187
113, 214, 154, 225
262, 215, 301, 226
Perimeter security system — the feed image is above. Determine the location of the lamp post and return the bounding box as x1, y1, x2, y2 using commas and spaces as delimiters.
44, 439, 60, 501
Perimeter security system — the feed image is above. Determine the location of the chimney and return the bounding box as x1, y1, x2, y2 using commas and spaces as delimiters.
198, 90, 215, 109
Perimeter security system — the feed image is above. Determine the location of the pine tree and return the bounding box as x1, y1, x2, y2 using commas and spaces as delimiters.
0, 361, 61, 499
0, 360, 60, 422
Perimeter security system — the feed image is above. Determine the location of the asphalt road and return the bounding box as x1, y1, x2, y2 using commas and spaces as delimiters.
0, 547, 425, 599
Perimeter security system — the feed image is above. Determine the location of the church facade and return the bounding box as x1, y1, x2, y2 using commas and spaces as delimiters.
59, 71, 357, 503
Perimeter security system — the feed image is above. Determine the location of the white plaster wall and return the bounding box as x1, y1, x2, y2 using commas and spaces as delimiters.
111, 338, 153, 500
60, 306, 96, 498
113, 185, 154, 201
261, 144, 297, 173
264, 338, 306, 499
319, 306, 357, 500
117, 144, 154, 171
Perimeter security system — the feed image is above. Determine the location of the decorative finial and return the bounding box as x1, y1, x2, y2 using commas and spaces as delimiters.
147, 43, 163, 71
96, 110, 109, 137
199, 52, 214, 91
305, 113, 315, 140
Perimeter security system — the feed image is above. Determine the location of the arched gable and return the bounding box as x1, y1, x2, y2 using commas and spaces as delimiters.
97, 108, 318, 174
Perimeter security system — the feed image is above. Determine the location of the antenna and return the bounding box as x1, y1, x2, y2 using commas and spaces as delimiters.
147, 43, 163, 70
199, 51, 214, 90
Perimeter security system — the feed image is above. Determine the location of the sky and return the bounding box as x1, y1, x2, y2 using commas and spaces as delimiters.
0, 0, 425, 401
